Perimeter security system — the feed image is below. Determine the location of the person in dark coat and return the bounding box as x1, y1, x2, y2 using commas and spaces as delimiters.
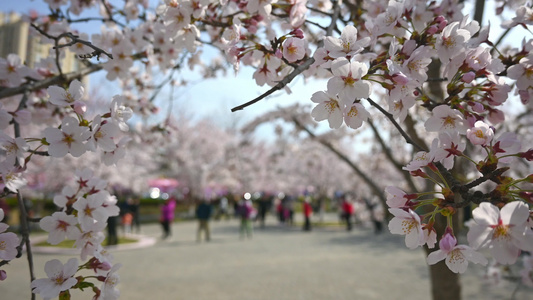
196, 199, 213, 242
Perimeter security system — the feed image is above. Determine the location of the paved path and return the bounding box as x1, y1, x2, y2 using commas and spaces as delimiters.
2, 216, 531, 300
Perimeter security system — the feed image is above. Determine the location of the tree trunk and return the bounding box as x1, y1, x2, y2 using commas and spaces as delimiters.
426, 250, 462, 300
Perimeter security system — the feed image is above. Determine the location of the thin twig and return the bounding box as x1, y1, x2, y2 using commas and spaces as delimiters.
366, 97, 427, 152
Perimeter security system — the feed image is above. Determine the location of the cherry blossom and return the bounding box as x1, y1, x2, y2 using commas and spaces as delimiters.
403, 150, 431, 172
400, 46, 434, 83
282, 37, 306, 63
43, 116, 91, 158
424, 105, 467, 134
110, 95, 133, 132
467, 201, 533, 265
493, 132, 521, 164
47, 79, 85, 108
310, 90, 343, 129
0, 54, 30, 87
344, 102, 370, 130
102, 136, 131, 166
39, 212, 81, 245
385, 186, 410, 208
0, 104, 12, 130
97, 263, 122, 300
86, 115, 121, 152
0, 133, 29, 166
435, 21, 472, 62
324, 25, 369, 59
0, 209, 19, 262
72, 193, 109, 231
388, 208, 425, 249
31, 258, 79, 299
75, 226, 106, 261
466, 121, 494, 146
327, 58, 371, 105
429, 132, 465, 170
0, 230, 19, 261
427, 232, 487, 274
0, 163, 27, 192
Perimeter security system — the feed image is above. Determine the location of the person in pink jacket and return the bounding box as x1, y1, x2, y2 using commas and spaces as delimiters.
160, 197, 176, 239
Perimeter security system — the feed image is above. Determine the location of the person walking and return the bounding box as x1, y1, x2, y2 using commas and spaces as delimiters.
160, 197, 176, 239
239, 198, 255, 239
302, 197, 313, 231
196, 199, 213, 242
340, 194, 354, 231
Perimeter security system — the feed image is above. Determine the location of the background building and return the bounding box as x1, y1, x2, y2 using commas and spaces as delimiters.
0, 11, 85, 79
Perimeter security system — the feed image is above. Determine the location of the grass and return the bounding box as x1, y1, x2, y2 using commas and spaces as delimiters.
35, 237, 138, 248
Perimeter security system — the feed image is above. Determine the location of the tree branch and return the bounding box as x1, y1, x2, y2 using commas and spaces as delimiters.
366, 97, 427, 152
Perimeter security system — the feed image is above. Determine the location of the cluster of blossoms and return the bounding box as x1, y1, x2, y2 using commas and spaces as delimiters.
30, 169, 121, 299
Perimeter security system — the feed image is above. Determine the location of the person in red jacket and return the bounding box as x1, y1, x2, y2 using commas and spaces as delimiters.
302, 197, 313, 231
340, 194, 354, 231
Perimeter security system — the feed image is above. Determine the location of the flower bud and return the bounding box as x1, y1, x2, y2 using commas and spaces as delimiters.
291, 28, 304, 39
0, 270, 6, 281
462, 71, 475, 83
426, 25, 438, 35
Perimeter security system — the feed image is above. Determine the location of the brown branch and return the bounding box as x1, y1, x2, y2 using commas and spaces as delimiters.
16, 192, 36, 299
0, 64, 102, 100
366, 97, 427, 152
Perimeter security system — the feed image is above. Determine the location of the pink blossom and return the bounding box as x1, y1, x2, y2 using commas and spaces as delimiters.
43, 116, 91, 158
96, 263, 122, 300
0, 54, 30, 87
430, 132, 465, 170
86, 115, 120, 152
400, 46, 434, 83
102, 136, 131, 166
424, 105, 467, 134
493, 132, 521, 164
507, 55, 533, 90
388, 208, 425, 249
427, 233, 487, 273
327, 57, 371, 106
466, 121, 494, 146
0, 133, 29, 166
47, 79, 85, 108
310, 90, 343, 129
0, 231, 19, 260
282, 37, 306, 63
385, 186, 410, 208
343, 102, 370, 130
72, 194, 108, 231
403, 151, 431, 172
75, 226, 106, 260
39, 212, 81, 245
324, 25, 369, 59
31, 258, 79, 299
467, 201, 533, 265
0, 163, 27, 192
